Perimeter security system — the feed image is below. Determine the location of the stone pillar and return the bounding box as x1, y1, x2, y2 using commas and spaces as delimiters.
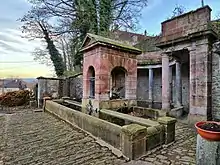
121, 124, 147, 160
169, 66, 173, 105
196, 134, 220, 165
162, 53, 170, 110
176, 60, 182, 107
158, 116, 177, 144
148, 68, 153, 108
37, 80, 41, 108
188, 39, 212, 122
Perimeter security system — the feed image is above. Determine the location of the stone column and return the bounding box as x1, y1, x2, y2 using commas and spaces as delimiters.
37, 80, 41, 108
176, 60, 182, 106
148, 68, 153, 108
188, 40, 211, 122
169, 66, 173, 105
162, 53, 170, 110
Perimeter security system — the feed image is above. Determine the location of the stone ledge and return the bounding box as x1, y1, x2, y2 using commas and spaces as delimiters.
100, 109, 160, 127
157, 116, 177, 124
122, 124, 147, 140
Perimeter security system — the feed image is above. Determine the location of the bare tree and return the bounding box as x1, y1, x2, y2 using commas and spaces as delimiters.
20, 7, 65, 76
21, 0, 148, 71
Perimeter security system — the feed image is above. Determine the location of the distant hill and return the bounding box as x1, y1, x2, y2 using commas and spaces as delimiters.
0, 78, 37, 90
22, 78, 37, 83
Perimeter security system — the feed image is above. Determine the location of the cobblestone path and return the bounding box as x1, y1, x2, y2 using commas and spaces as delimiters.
0, 110, 126, 165
0, 109, 197, 165
141, 122, 197, 165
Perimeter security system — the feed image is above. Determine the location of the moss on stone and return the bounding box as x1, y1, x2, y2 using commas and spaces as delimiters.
158, 116, 177, 124
134, 36, 161, 52
146, 126, 158, 136
85, 33, 142, 53
138, 59, 161, 65
122, 124, 147, 136
138, 56, 174, 65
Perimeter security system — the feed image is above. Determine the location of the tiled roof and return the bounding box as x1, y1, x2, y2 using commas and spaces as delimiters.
111, 30, 151, 45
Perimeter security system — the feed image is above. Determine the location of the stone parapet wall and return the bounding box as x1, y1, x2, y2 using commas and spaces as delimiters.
160, 6, 211, 43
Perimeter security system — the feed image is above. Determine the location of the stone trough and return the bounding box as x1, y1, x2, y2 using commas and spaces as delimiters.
44, 100, 177, 160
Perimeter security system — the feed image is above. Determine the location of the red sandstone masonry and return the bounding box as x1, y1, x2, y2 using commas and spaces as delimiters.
83, 44, 138, 102
161, 6, 211, 43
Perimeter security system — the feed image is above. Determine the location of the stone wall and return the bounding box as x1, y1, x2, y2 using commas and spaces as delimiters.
69, 76, 83, 100
137, 68, 162, 102
62, 75, 83, 101
37, 77, 61, 107
212, 42, 220, 121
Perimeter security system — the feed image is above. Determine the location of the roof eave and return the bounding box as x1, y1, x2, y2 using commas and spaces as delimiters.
80, 41, 142, 54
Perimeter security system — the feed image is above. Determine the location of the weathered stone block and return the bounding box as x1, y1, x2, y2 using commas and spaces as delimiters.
157, 116, 177, 125
146, 126, 162, 150
121, 124, 147, 160
157, 116, 176, 144
165, 132, 175, 144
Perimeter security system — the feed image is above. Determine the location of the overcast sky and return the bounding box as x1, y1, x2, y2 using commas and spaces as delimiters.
0, 0, 220, 78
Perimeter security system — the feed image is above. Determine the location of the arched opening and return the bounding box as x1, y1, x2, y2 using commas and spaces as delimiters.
110, 67, 126, 99
88, 66, 95, 98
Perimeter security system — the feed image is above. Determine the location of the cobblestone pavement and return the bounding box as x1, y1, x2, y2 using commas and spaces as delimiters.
0, 109, 197, 165
140, 122, 197, 165
0, 110, 126, 165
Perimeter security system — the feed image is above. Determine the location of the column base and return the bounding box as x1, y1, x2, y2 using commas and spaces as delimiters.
162, 102, 171, 111
148, 100, 153, 108
187, 114, 207, 126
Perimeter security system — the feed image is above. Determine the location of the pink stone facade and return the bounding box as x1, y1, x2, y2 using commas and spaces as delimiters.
82, 44, 138, 109
160, 6, 211, 43
79, 5, 217, 122
157, 6, 214, 122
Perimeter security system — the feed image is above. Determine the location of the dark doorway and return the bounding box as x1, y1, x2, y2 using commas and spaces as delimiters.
88, 66, 95, 98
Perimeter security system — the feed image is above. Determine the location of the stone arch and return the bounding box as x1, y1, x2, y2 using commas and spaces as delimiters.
87, 66, 95, 98
110, 66, 127, 98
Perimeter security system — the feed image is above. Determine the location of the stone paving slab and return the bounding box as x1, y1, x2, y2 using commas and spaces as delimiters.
140, 122, 197, 165
0, 109, 197, 165
0, 110, 126, 165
